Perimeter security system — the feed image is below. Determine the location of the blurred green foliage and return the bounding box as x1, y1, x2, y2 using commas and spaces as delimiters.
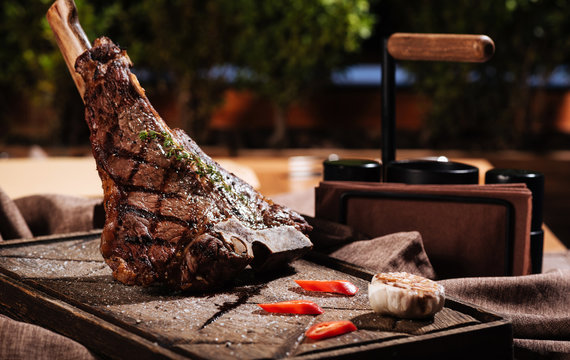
0, 0, 132, 145
224, 0, 374, 107
386, 0, 570, 149
0, 0, 374, 146
2, 0, 569, 150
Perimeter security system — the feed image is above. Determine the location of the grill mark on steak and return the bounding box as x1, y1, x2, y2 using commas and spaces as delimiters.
155, 151, 183, 237
127, 152, 144, 185
75, 37, 312, 291
102, 136, 214, 204
120, 203, 197, 231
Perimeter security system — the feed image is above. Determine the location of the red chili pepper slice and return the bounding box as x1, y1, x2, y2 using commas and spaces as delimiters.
305, 320, 357, 340
257, 300, 324, 315
294, 280, 359, 296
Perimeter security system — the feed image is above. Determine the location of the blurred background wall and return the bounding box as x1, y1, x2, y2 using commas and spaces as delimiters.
1, 0, 569, 154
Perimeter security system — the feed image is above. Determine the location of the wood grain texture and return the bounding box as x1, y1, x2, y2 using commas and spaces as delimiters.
388, 33, 495, 63
0, 233, 512, 359
46, 0, 91, 100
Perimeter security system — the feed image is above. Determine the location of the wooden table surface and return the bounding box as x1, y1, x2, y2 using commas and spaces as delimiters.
0, 152, 565, 252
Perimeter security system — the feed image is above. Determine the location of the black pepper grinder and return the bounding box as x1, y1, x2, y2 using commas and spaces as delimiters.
485, 169, 545, 273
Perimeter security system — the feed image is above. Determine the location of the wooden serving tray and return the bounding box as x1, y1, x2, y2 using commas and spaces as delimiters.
0, 231, 512, 359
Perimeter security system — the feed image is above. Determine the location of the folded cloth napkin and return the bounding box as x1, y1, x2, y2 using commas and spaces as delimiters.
0, 315, 95, 360
306, 216, 437, 279
0, 187, 104, 240
441, 270, 570, 359
0, 188, 33, 240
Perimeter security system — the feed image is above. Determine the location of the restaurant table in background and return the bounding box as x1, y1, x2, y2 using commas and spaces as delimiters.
0, 156, 259, 199
0, 152, 565, 253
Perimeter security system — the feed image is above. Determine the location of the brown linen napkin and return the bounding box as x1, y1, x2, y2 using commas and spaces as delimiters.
0, 315, 96, 360
315, 181, 533, 278
13, 194, 104, 237
0, 187, 103, 240
440, 270, 570, 358
305, 216, 437, 279
328, 231, 437, 279
0, 188, 33, 240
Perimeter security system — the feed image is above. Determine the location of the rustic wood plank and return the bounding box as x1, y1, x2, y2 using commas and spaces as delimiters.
8, 238, 102, 261
0, 234, 512, 359
0, 272, 188, 360
0, 230, 102, 249
292, 320, 513, 359
0, 257, 108, 279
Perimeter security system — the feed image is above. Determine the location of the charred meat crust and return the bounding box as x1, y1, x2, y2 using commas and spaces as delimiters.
75, 37, 312, 291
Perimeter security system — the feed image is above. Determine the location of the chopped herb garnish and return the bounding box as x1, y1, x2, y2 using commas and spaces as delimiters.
138, 130, 251, 210
139, 130, 160, 140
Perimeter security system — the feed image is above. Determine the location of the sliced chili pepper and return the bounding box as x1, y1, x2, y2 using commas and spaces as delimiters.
294, 280, 359, 296
305, 320, 357, 340
257, 300, 324, 315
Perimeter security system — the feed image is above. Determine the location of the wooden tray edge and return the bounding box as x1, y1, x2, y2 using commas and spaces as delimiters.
0, 231, 514, 359
0, 271, 193, 360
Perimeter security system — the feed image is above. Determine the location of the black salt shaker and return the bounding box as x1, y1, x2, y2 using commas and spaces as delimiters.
485, 168, 545, 273
323, 159, 382, 182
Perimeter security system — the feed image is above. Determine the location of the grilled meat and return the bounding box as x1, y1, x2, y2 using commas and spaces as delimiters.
75, 37, 312, 291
